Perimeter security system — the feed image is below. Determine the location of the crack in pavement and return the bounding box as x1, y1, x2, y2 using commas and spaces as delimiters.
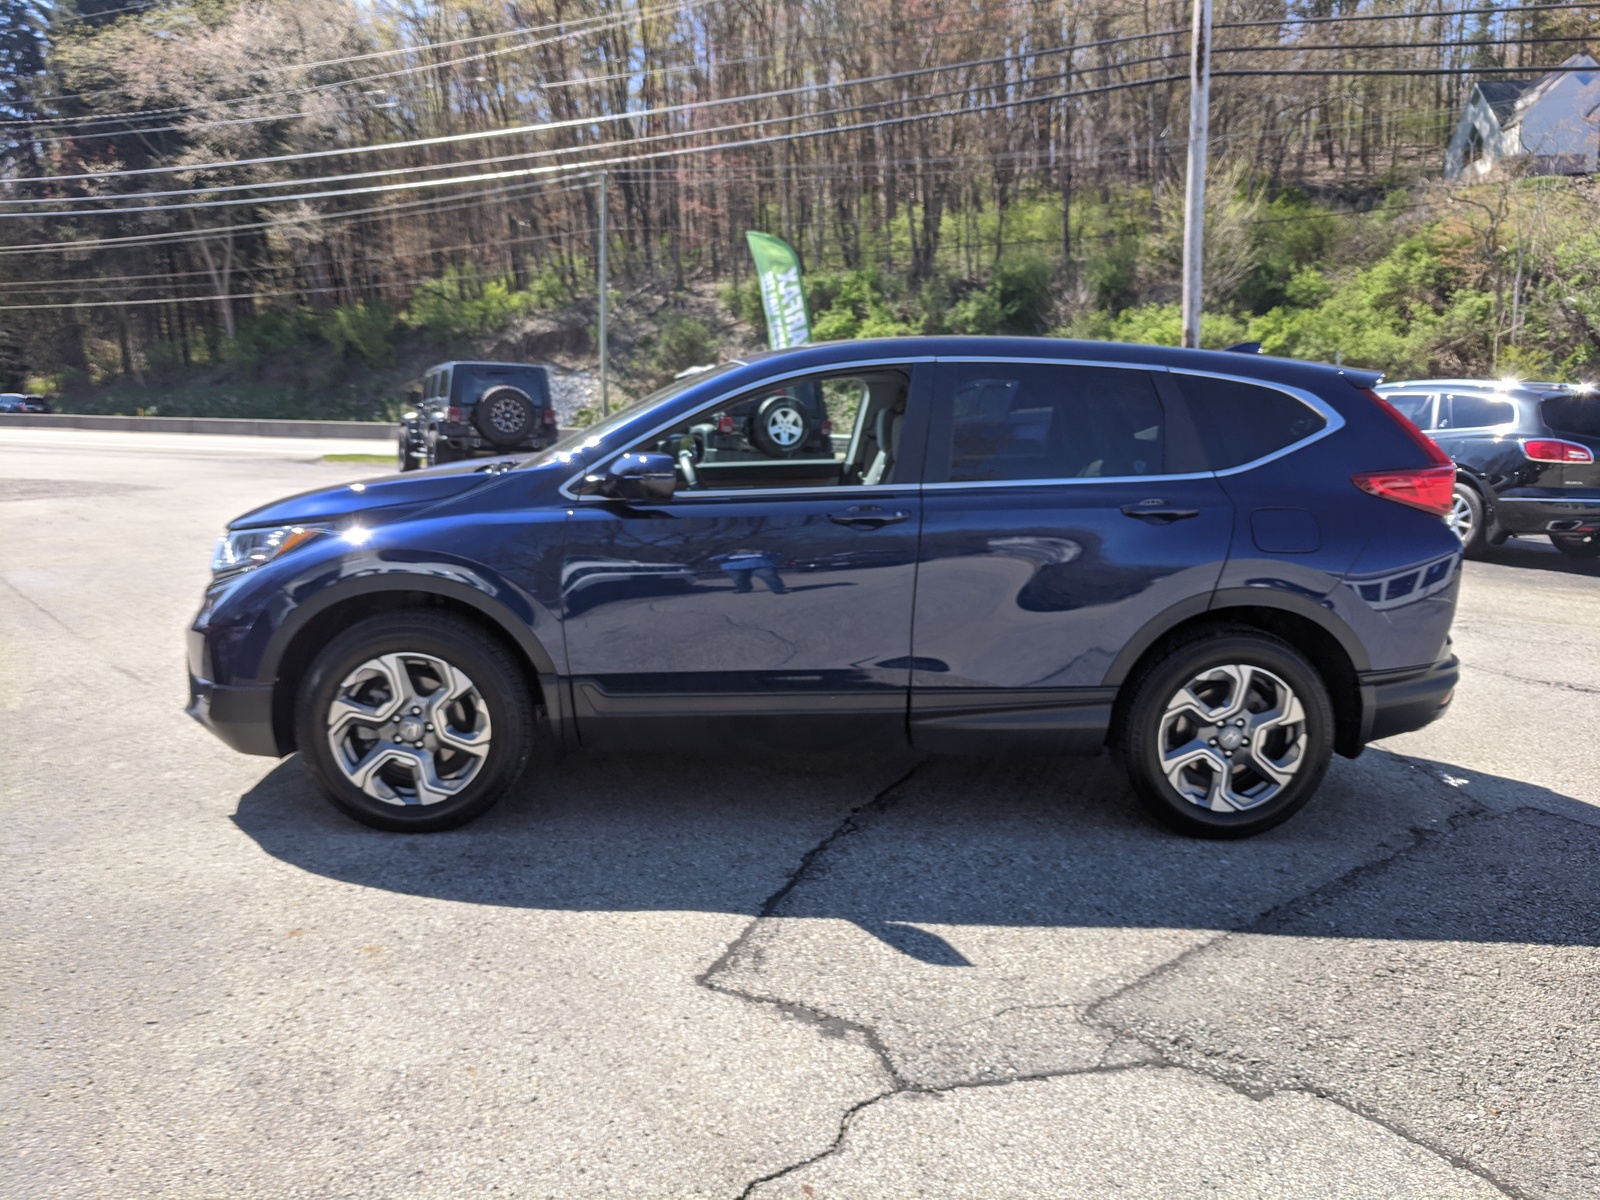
697, 762, 925, 1099
1459, 662, 1600, 697
713, 745, 1542, 1199
1079, 754, 1533, 1199
0, 575, 145, 685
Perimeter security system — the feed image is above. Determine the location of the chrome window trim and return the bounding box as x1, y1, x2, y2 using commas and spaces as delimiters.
937, 358, 1344, 481
922, 471, 1215, 491
1164, 367, 1344, 476
561, 354, 1346, 495
938, 354, 1172, 372
581, 484, 922, 502
558, 355, 933, 499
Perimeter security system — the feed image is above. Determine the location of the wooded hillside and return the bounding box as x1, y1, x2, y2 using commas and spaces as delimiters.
2, 0, 1597, 415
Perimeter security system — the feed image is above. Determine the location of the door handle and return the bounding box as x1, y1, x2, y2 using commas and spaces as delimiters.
1121, 501, 1200, 524
828, 506, 911, 529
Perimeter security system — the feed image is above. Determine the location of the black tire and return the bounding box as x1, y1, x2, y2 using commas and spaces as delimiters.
473, 386, 537, 448
426, 434, 461, 468
1446, 481, 1488, 557
1114, 628, 1335, 839
1550, 532, 1600, 559
397, 434, 418, 472
750, 394, 813, 457
295, 612, 534, 831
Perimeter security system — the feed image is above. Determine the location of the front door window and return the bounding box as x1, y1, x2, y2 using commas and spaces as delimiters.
630, 369, 912, 491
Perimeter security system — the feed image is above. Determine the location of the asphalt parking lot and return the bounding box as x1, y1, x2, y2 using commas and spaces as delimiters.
3, 426, 1597, 1199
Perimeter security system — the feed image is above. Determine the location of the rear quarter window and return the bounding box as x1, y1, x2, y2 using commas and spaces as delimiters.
1541, 395, 1600, 438
1173, 374, 1328, 470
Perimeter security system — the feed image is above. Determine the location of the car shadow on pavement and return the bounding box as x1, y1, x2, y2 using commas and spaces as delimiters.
232, 748, 1600, 962
1478, 535, 1600, 575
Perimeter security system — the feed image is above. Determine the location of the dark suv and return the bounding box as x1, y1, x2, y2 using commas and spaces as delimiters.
0, 393, 50, 413
190, 338, 1461, 839
1375, 379, 1600, 558
398, 361, 557, 470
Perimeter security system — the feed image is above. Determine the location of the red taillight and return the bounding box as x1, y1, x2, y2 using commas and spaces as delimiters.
446, 406, 463, 424
820, 418, 833, 436
718, 414, 735, 434
1352, 464, 1456, 516
1522, 437, 1594, 463
542, 407, 557, 426
1352, 390, 1456, 515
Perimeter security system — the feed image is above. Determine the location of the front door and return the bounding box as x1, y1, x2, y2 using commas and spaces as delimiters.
561, 363, 931, 751
909, 358, 1234, 751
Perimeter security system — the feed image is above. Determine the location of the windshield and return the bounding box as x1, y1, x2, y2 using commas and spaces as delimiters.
523, 362, 743, 468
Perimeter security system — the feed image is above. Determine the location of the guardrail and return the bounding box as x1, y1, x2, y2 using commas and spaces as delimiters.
0, 412, 393, 439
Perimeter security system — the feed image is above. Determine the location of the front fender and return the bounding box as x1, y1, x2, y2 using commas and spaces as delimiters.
258, 562, 561, 683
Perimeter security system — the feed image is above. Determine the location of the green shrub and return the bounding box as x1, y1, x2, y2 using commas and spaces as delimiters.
320, 302, 395, 367
654, 315, 718, 378
405, 272, 533, 342
1062, 303, 1249, 349
224, 310, 307, 369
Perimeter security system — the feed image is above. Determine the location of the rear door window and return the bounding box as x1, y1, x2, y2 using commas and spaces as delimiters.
1443, 393, 1515, 429
1541, 394, 1600, 438
1172, 373, 1327, 470
1385, 392, 1437, 429
941, 363, 1171, 482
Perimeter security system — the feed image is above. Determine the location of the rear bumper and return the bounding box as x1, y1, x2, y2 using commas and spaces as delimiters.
1359, 655, 1459, 745
1491, 493, 1600, 535
187, 673, 281, 757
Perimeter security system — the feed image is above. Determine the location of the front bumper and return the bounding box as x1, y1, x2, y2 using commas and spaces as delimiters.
1491, 493, 1600, 536
187, 673, 281, 757
1360, 655, 1459, 745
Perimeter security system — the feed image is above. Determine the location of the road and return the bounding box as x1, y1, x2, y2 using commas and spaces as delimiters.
3, 429, 1597, 1199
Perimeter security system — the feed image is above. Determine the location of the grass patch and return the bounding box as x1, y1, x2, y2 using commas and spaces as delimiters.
322, 453, 395, 463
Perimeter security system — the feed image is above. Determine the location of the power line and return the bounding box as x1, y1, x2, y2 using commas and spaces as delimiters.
20, 0, 707, 117
20, 0, 1589, 139
7, 54, 1583, 222
5, 29, 1192, 189
2, 51, 1191, 217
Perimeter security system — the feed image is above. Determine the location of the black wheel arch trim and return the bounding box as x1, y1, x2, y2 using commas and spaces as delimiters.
1100, 587, 1373, 690
258, 572, 568, 750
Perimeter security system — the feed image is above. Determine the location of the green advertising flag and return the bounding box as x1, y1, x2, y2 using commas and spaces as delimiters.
745, 231, 812, 349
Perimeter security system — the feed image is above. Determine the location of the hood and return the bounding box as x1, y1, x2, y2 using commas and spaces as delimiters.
230, 458, 514, 529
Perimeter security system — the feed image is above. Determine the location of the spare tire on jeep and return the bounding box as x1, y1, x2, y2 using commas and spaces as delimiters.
751, 393, 813, 457
473, 386, 537, 448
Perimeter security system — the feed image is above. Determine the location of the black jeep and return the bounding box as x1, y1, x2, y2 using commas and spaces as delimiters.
398, 361, 558, 470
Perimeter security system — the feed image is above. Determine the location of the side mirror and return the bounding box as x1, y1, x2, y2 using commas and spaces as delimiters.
589, 452, 677, 502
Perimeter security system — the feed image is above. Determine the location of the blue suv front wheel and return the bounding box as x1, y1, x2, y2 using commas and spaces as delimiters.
294, 613, 535, 831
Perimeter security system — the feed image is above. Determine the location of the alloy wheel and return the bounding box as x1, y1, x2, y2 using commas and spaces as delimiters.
1157, 664, 1308, 812
1444, 491, 1475, 546
324, 652, 493, 806
765, 405, 805, 448
486, 395, 527, 436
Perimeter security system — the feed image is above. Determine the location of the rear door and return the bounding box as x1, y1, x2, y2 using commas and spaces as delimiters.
908, 358, 1233, 751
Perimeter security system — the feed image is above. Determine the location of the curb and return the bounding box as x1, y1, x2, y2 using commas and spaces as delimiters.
0, 413, 394, 439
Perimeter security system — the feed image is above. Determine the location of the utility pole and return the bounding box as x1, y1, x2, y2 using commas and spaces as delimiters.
597, 170, 609, 417
1180, 0, 1213, 350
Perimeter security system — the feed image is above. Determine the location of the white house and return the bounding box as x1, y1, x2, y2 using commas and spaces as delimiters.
1445, 54, 1600, 181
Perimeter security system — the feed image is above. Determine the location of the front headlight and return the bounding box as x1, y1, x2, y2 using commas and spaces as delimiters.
211, 524, 332, 579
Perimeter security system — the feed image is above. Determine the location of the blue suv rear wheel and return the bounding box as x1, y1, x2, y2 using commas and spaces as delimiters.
1117, 628, 1335, 838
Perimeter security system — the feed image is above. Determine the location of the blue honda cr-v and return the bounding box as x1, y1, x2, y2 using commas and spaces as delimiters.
188, 337, 1461, 838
